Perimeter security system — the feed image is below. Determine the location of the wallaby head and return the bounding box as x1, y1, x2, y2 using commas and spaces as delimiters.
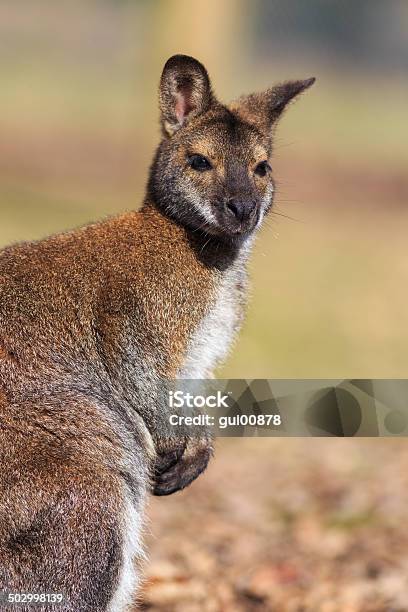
147, 54, 315, 245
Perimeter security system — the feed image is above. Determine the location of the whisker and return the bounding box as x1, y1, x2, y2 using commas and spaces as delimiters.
272, 140, 297, 151
270, 210, 302, 223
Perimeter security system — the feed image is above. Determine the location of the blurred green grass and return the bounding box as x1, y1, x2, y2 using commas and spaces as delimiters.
221, 205, 408, 378
1, 1, 407, 379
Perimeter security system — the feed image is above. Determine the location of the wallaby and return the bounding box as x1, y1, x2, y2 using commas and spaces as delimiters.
0, 55, 314, 611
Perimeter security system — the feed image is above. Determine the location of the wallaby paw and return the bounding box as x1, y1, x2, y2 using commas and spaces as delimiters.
153, 437, 213, 496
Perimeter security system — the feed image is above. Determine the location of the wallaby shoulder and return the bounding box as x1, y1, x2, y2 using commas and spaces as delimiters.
0, 205, 243, 388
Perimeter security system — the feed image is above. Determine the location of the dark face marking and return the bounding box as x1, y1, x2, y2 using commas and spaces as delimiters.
150, 108, 274, 243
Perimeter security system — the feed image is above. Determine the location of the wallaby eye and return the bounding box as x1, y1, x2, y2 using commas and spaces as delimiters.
254, 160, 271, 177
188, 154, 212, 171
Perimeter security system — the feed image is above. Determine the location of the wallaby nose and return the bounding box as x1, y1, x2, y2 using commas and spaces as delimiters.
226, 199, 257, 222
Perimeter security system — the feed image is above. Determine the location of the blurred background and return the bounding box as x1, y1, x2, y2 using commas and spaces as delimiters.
1, 1, 408, 610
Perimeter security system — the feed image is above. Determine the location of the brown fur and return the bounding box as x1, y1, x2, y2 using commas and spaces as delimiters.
0, 54, 314, 610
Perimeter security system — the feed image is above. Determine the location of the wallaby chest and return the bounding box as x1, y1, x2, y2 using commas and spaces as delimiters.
179, 262, 248, 379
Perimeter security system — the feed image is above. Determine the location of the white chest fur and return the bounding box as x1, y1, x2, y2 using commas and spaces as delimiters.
179, 263, 247, 379
108, 495, 144, 612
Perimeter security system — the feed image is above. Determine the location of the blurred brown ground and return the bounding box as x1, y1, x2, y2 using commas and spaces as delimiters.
1, 2, 408, 610
140, 438, 408, 612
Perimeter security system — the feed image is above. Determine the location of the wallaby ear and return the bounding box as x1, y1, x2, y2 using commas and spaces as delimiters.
159, 54, 214, 137
231, 77, 316, 134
